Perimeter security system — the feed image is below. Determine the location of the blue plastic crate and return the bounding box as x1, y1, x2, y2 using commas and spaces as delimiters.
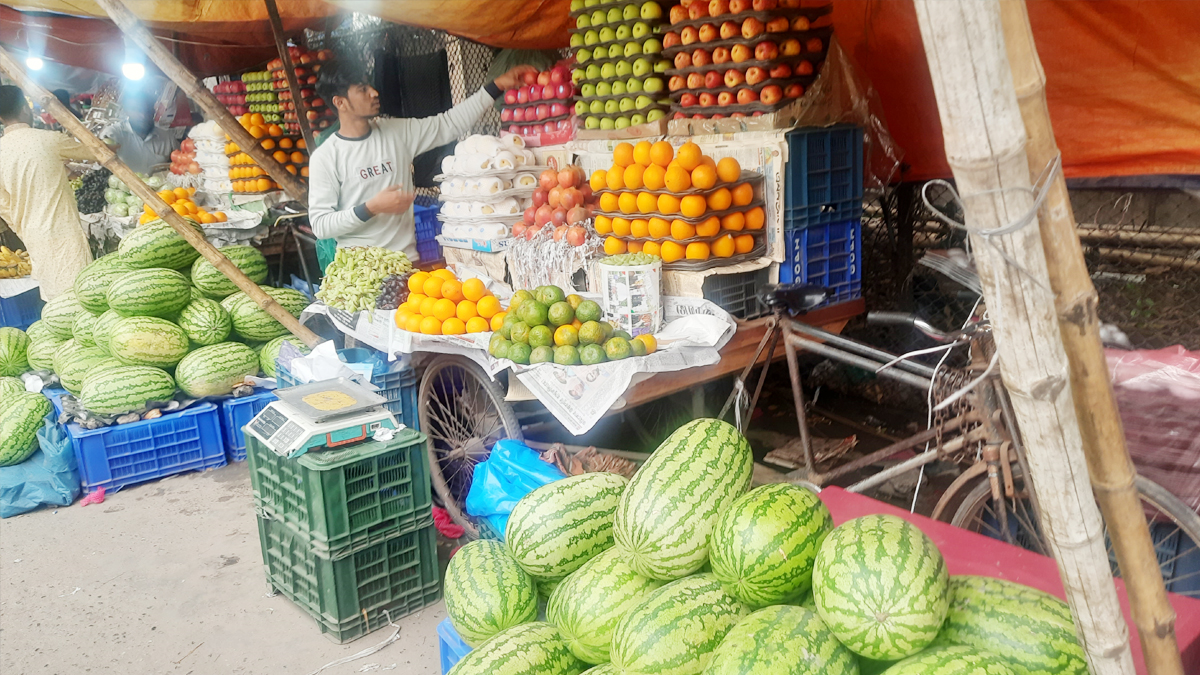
0, 287, 44, 330
779, 219, 862, 306
784, 125, 864, 229
218, 389, 277, 462
414, 203, 441, 243
276, 349, 420, 431
438, 617, 472, 674
416, 238, 441, 263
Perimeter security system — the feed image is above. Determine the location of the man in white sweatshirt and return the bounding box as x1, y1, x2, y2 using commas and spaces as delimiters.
308, 59, 535, 262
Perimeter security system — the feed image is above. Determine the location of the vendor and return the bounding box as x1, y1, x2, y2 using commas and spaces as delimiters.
111, 90, 179, 175
0, 85, 94, 299
308, 59, 535, 262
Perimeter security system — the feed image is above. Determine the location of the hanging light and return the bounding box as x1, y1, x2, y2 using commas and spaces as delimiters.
122, 62, 145, 81
25, 56, 44, 71
122, 36, 145, 81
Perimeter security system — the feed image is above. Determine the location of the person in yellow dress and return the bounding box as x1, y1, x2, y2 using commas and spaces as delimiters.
0, 85, 95, 300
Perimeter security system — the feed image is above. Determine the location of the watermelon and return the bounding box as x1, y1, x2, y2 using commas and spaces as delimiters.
81, 358, 123, 389
24, 320, 54, 344
581, 666, 616, 675
537, 576, 564, 601
704, 605, 859, 675
709, 483, 833, 608
80, 365, 175, 414
107, 268, 192, 318
881, 646, 1016, 675
610, 573, 747, 675
0, 392, 51, 466
40, 290, 85, 339
613, 418, 752, 580
933, 576, 1087, 675
51, 339, 82, 375
812, 514, 949, 661
191, 245, 269, 298
506, 472, 627, 580
223, 286, 309, 341
446, 622, 585, 675
56, 346, 111, 395
174, 342, 259, 397
72, 311, 99, 347
91, 309, 124, 354
108, 317, 190, 368
178, 298, 232, 345
260, 335, 310, 377
118, 219, 204, 269
26, 338, 65, 372
444, 539, 539, 647
546, 547, 664, 664
0, 376, 25, 401
73, 255, 134, 313
0, 327, 31, 376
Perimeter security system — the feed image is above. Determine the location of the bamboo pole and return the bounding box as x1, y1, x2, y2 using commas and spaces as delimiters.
94, 0, 309, 202
911, 3, 1135, 673
0, 46, 322, 349
1000, 5, 1185, 671
263, 0, 317, 152
1092, 248, 1200, 271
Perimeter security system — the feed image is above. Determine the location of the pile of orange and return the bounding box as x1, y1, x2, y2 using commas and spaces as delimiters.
227, 113, 309, 191
591, 140, 765, 263
395, 269, 506, 336
139, 186, 229, 225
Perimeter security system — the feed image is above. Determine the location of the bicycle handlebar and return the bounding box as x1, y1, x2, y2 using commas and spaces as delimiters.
866, 311, 954, 342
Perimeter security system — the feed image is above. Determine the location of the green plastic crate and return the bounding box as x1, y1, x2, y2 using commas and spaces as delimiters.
258, 513, 441, 643
246, 428, 432, 559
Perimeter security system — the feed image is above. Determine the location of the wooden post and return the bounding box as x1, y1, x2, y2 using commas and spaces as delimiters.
0, 45, 322, 348
1000, 2, 1184, 672
263, 0, 317, 152
911, 3, 1135, 674
94, 0, 309, 202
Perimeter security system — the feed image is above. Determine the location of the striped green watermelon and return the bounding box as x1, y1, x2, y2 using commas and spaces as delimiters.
447, 622, 585, 675
0, 327, 31, 376
581, 665, 616, 675
191, 245, 269, 298
26, 338, 65, 372
0, 376, 25, 401
546, 547, 664, 664
223, 286, 309, 341
174, 342, 259, 397
107, 268, 192, 318
260, 335, 310, 377
40, 291, 85, 339
933, 576, 1086, 675
177, 298, 232, 345
81, 365, 175, 414
118, 219, 204, 269
710, 483, 833, 608
73, 254, 134, 313
81, 358, 123, 390
0, 392, 51, 466
51, 339, 82, 375
613, 418, 752, 581
812, 515, 949, 661
108, 317, 190, 368
610, 573, 748, 675
444, 539, 539, 647
91, 309, 124, 354
72, 311, 99, 347
704, 605, 858, 675
881, 646, 1016, 675
24, 320, 54, 344
537, 576, 564, 601
56, 346, 111, 395
506, 472, 627, 580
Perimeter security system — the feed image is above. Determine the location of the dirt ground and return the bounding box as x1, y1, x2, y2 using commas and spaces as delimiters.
0, 462, 446, 675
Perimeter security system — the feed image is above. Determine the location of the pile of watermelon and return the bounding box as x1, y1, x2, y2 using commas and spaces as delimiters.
443, 418, 1089, 675
20, 218, 312, 417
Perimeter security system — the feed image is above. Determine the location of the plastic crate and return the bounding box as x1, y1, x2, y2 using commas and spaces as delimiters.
257, 514, 441, 643
0, 287, 44, 330
784, 125, 863, 229
416, 238, 441, 263
780, 219, 863, 306
276, 351, 420, 431
414, 203, 442, 243
246, 428, 432, 559
438, 617, 473, 674
218, 389, 276, 462
702, 267, 770, 320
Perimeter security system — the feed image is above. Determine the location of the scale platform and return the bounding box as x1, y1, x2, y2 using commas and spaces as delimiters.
245, 378, 399, 458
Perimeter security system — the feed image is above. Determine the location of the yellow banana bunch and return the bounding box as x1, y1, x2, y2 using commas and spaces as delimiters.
0, 247, 32, 278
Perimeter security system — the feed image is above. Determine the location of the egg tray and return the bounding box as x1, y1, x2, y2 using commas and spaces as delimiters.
665, 3, 831, 32
667, 53, 824, 75
666, 74, 817, 99
660, 241, 768, 271
607, 227, 765, 246
661, 25, 833, 58
437, 186, 536, 203
434, 166, 551, 182
593, 198, 765, 226
497, 111, 574, 125
594, 170, 763, 197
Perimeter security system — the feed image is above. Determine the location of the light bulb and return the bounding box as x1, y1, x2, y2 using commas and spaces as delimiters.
25, 57, 44, 71
122, 62, 145, 81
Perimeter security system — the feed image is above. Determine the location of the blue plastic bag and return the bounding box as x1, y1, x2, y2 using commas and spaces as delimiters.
464, 439, 565, 539
0, 414, 81, 518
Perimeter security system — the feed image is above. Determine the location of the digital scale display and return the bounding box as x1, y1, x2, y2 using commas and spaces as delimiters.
245, 378, 398, 459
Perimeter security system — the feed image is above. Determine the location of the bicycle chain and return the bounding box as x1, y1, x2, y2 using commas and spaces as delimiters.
931, 366, 978, 462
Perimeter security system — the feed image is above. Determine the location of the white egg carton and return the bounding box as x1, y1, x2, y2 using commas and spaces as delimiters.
441, 221, 512, 241
438, 183, 536, 204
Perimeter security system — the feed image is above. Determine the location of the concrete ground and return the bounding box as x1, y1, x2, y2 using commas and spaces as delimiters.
0, 462, 446, 675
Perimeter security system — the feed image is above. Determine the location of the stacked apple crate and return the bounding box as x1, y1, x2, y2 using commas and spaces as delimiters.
663, 0, 831, 119
569, 0, 673, 131
267, 47, 337, 135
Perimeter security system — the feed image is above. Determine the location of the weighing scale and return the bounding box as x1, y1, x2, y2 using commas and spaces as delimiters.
245, 378, 398, 458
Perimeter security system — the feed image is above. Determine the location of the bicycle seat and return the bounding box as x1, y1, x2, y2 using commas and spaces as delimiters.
758, 283, 828, 316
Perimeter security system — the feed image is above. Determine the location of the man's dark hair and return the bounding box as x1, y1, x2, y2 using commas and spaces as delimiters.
52, 89, 81, 119
0, 85, 26, 122
315, 59, 370, 105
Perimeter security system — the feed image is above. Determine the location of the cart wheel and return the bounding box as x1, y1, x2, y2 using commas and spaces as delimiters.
420, 354, 523, 539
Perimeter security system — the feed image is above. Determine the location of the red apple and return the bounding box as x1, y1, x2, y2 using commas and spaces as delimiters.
717, 91, 735, 106
556, 83, 574, 99
517, 87, 529, 104
766, 16, 789, 33
674, 52, 693, 69
712, 47, 731, 64
670, 4, 689, 23
525, 106, 537, 121
737, 88, 759, 104
538, 104, 552, 120
566, 225, 587, 247
535, 204, 554, 225
759, 85, 783, 104
780, 0, 801, 6
725, 69, 745, 87
522, 71, 538, 86
688, 2, 709, 19
537, 72, 550, 86
532, 188, 548, 207
796, 60, 814, 75
742, 17, 765, 39
680, 93, 699, 107
558, 168, 579, 189
693, 113, 707, 119
791, 15, 810, 31
745, 66, 767, 85
780, 39, 802, 56
669, 75, 688, 92
524, 206, 537, 225
699, 92, 717, 107
550, 102, 568, 117
687, 72, 705, 89
551, 67, 568, 85
513, 222, 528, 239
718, 21, 739, 41
807, 37, 825, 52
539, 169, 558, 191
542, 83, 555, 100
752, 0, 777, 9
548, 186, 563, 208
681, 26, 700, 45
664, 32, 682, 49
709, 0, 730, 15
729, 0, 750, 11
769, 63, 793, 79
528, 84, 541, 102
755, 41, 779, 61
673, 111, 687, 120
692, 49, 712, 66
784, 83, 804, 99
731, 44, 752, 63
501, 108, 514, 122
704, 70, 723, 88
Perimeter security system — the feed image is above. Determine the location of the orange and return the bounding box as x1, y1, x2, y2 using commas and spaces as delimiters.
186, 202, 199, 215
291, 151, 307, 164
572, 319, 583, 330
599, 193, 619, 213
671, 219, 697, 240
731, 182, 754, 206
395, 309, 412, 328
240, 113, 253, 127
296, 139, 307, 150
633, 334, 657, 354
605, 166, 626, 191
215, 212, 228, 223
613, 142, 635, 168
139, 213, 153, 224
477, 295, 501, 319
442, 317, 467, 335
696, 215, 721, 237
664, 165, 692, 192
700, 155, 717, 169
268, 124, 283, 137
707, 187, 732, 211
262, 178, 275, 191
489, 311, 507, 332
462, 278, 487, 302
676, 142, 704, 171
273, 150, 289, 163
279, 137, 294, 149
249, 126, 266, 139
712, 234, 736, 258
456, 299, 478, 321
432, 269, 457, 281
618, 192, 638, 214
590, 169, 607, 191
623, 163, 645, 190
173, 187, 189, 199
630, 218, 650, 238
659, 240, 685, 263
200, 212, 217, 224
423, 276, 445, 298
716, 157, 741, 183
157, 189, 176, 204
691, 163, 717, 190
612, 217, 632, 237
441, 279, 464, 302
721, 211, 746, 231
649, 141, 674, 167
419, 296, 439, 317
642, 164, 667, 191
419, 316, 442, 335
172, 203, 189, 216
466, 316, 490, 334
745, 206, 765, 230
636, 192, 658, 214
250, 112, 266, 126
657, 194, 681, 215
734, 234, 756, 254
286, 165, 298, 175
627, 240, 644, 253
604, 236, 627, 255
594, 215, 613, 234
301, 166, 310, 178
648, 217, 672, 239
686, 242, 710, 260
408, 271, 431, 293
404, 313, 424, 333
643, 240, 661, 257
261, 139, 276, 150
633, 140, 653, 167
407, 292, 427, 312
679, 195, 706, 219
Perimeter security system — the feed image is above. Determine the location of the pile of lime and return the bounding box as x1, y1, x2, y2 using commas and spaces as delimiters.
487, 284, 658, 365
602, 252, 660, 266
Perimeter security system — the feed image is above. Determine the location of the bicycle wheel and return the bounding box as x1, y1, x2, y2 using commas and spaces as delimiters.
951, 468, 1200, 598
419, 355, 523, 539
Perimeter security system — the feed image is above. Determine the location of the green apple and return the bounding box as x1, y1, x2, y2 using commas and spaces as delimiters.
646, 109, 666, 122
591, 9, 606, 25
572, 68, 585, 83
608, 44, 623, 58
600, 118, 616, 130
599, 26, 616, 42
631, 21, 651, 39
615, 116, 631, 129
627, 78, 643, 93
615, 60, 634, 77
577, 49, 591, 64
619, 97, 636, 112
615, 25, 633, 41
590, 100, 606, 114
594, 46, 608, 61
600, 63, 617, 78
586, 64, 602, 79
581, 83, 597, 97
612, 81, 627, 95
585, 116, 601, 129
622, 4, 639, 20
642, 38, 662, 54
570, 33, 584, 47
577, 14, 591, 29
632, 57, 652, 77
640, 1, 663, 20
604, 99, 621, 114
635, 95, 653, 109
624, 41, 642, 58
606, 7, 623, 22
570, 0, 584, 9
596, 81, 612, 96
630, 113, 647, 125
585, 29, 601, 45
643, 77, 664, 93
575, 101, 590, 115
654, 59, 671, 74
584, 0, 600, 6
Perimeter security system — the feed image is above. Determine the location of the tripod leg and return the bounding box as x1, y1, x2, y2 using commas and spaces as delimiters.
783, 326, 815, 476
718, 316, 779, 422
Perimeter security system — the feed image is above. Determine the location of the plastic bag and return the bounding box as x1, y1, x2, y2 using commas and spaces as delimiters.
0, 414, 81, 518
464, 439, 565, 539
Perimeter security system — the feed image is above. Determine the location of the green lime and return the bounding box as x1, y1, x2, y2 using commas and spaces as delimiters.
575, 299, 602, 324
518, 299, 549, 327
580, 343, 608, 365
599, 321, 615, 341
566, 294, 585, 310
613, 328, 632, 341
604, 336, 632, 360
507, 342, 532, 365
528, 325, 554, 348
510, 289, 534, 312
489, 334, 508, 354
529, 345, 555, 364
535, 285, 566, 307
500, 313, 520, 339
547, 301, 575, 327
578, 321, 605, 346
553, 344, 581, 366
509, 320, 531, 344
490, 336, 511, 359
630, 337, 648, 357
